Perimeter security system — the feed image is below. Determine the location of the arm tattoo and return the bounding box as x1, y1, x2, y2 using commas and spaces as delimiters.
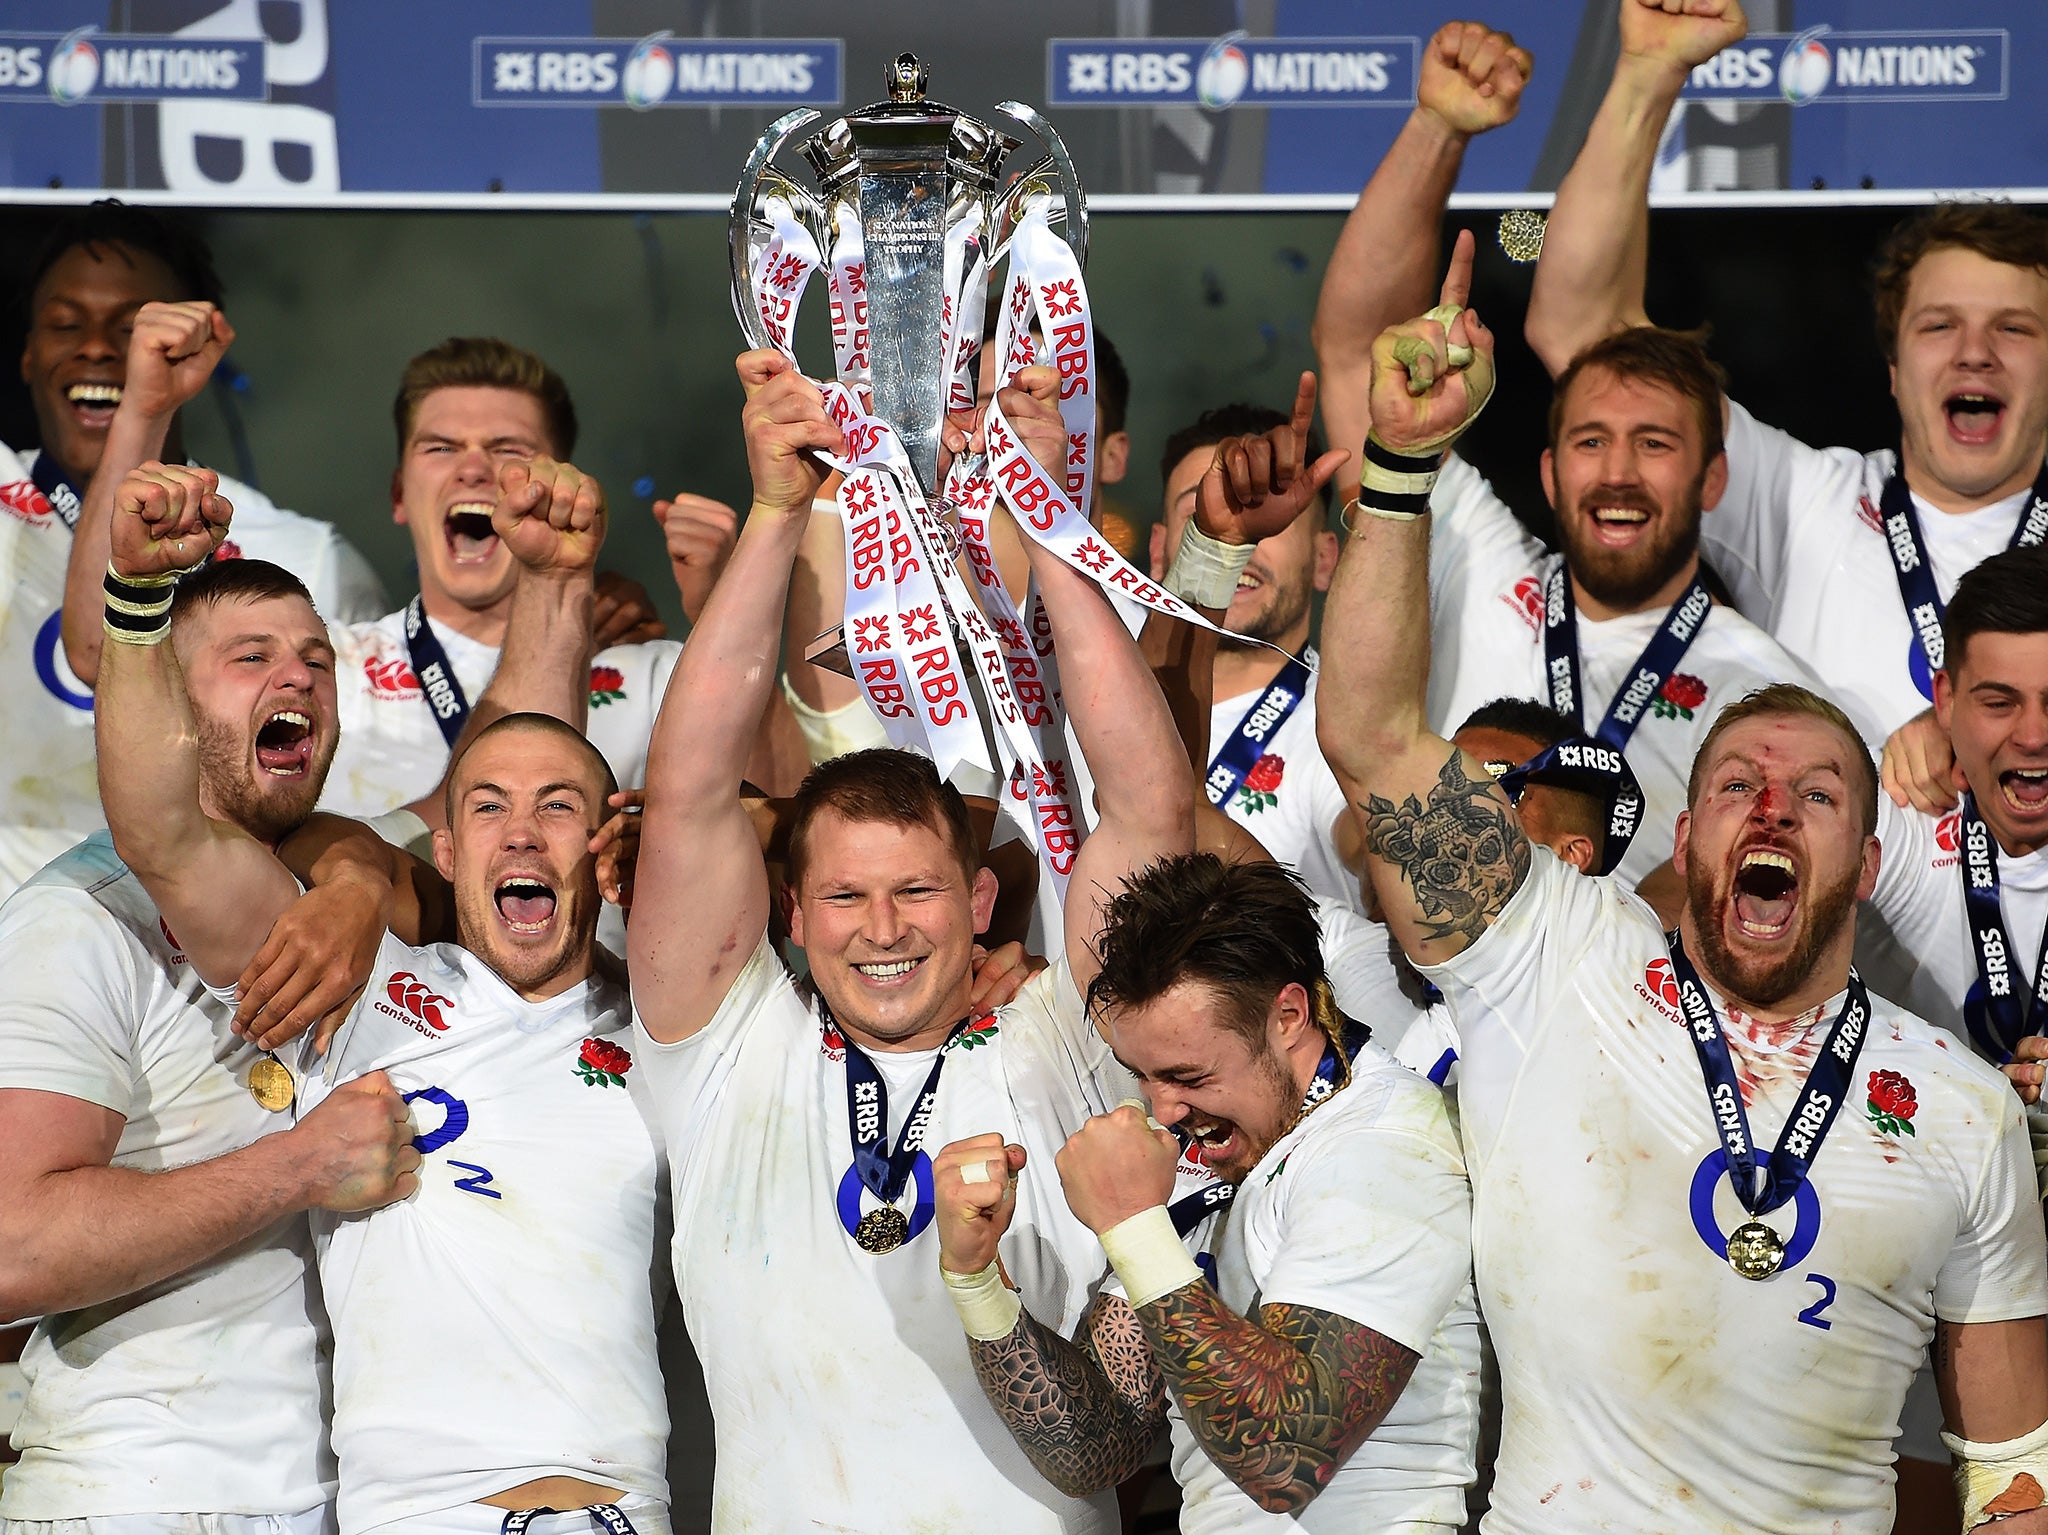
1359, 748, 1531, 947
1140, 1287, 1420, 1515
967, 1293, 1166, 1497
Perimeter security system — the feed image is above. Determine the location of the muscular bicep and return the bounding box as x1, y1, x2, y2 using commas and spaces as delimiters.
1938, 1316, 2048, 1443
0, 1089, 122, 1187
627, 799, 770, 1044
151, 825, 306, 992
1350, 740, 1530, 968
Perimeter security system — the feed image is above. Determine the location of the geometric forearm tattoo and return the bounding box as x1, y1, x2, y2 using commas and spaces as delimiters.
1360, 748, 1532, 948
968, 1293, 1167, 1497
1140, 1285, 1421, 1515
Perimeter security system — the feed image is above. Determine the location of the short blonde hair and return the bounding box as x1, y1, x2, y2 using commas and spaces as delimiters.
1687, 684, 1877, 835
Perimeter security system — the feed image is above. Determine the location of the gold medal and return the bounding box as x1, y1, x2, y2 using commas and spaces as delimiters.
853, 1206, 911, 1255
247, 1056, 294, 1113
1725, 1220, 1786, 1281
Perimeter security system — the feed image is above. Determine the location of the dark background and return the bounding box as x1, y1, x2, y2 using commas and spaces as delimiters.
0, 200, 1916, 629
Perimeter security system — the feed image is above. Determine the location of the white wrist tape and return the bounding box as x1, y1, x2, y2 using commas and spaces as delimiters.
1164, 520, 1255, 610
1100, 1204, 1203, 1309
1941, 1415, 2048, 1528
943, 1259, 1023, 1341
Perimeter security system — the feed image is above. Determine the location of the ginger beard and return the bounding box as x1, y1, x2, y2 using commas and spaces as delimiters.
1684, 840, 1860, 1009
1553, 462, 1707, 613
193, 703, 334, 845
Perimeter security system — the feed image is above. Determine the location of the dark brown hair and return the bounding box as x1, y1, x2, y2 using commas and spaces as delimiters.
1873, 201, 2048, 362
1687, 684, 1878, 836
1549, 326, 1727, 466
169, 556, 314, 626
1943, 544, 2048, 677
393, 336, 577, 460
1087, 852, 1339, 1053
785, 749, 978, 890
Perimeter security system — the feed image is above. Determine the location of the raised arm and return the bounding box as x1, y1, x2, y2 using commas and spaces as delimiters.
630, 351, 843, 1043
95, 465, 304, 989
1313, 21, 1531, 457
1523, 0, 1746, 375
986, 368, 1196, 991
1318, 238, 1530, 968
61, 301, 232, 686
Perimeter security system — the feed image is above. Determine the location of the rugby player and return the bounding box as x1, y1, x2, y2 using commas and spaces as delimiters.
1525, 0, 2048, 740
1319, 264, 2048, 1533
91, 452, 673, 1535
933, 854, 1480, 1531
0, 202, 385, 897
624, 350, 1196, 1532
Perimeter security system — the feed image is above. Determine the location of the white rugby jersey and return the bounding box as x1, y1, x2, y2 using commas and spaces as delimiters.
1705, 402, 2033, 740
299, 933, 667, 1535
1420, 850, 2048, 1534
320, 607, 682, 816
1425, 456, 1835, 887
631, 937, 1128, 1534
1210, 673, 1360, 914
0, 444, 385, 901
1173, 1042, 1480, 1535
0, 832, 331, 1519
1317, 896, 1432, 1056
1860, 794, 2048, 1050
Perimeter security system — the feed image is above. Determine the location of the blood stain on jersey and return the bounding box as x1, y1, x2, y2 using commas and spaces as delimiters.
945, 1015, 1000, 1052
1651, 674, 1709, 722
1865, 1068, 1918, 1137
590, 665, 627, 707
1235, 754, 1285, 814
573, 1036, 633, 1087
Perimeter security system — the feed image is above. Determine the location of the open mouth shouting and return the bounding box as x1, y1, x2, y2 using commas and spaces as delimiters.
254, 710, 315, 778
1944, 390, 2007, 448
494, 875, 559, 935
1999, 765, 2048, 819
1582, 490, 1659, 547
65, 380, 122, 433
848, 954, 927, 988
444, 501, 501, 566
1730, 847, 1801, 942
1180, 1115, 1244, 1168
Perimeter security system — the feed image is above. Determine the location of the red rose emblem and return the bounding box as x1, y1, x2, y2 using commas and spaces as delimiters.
1244, 755, 1285, 794
1866, 1068, 1918, 1137
1661, 674, 1709, 711
210, 539, 243, 562
573, 1036, 633, 1088
590, 665, 627, 707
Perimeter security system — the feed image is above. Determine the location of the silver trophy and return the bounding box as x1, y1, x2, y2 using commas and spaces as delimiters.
730, 51, 1089, 500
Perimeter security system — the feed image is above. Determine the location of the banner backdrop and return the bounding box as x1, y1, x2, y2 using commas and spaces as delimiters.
0, 0, 2039, 208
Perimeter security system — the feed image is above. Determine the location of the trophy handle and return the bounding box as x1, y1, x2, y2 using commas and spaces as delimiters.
729, 107, 824, 352
993, 100, 1089, 269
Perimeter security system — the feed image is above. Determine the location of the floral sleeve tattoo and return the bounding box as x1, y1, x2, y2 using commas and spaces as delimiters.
1139, 1286, 1419, 1514
1360, 747, 1530, 949
967, 1293, 1166, 1497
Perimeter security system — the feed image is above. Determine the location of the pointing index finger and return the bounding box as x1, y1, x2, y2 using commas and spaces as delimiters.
1289, 370, 1319, 443
1439, 228, 1477, 311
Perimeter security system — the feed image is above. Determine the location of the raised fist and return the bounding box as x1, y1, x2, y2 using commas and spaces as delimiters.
653, 493, 740, 626
493, 457, 606, 576
123, 301, 234, 422
1368, 230, 1497, 457
290, 1069, 421, 1212
738, 349, 841, 519
1195, 371, 1349, 548
1418, 21, 1534, 138
933, 1132, 1027, 1276
1620, 0, 1748, 75
1055, 1104, 1180, 1236
111, 461, 232, 579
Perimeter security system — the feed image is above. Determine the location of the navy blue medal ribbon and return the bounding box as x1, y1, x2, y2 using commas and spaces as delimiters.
1958, 793, 2048, 1061
838, 1007, 970, 1223
1879, 463, 2048, 680
1204, 647, 1316, 809
500, 1505, 639, 1535
403, 594, 473, 748
1542, 564, 1714, 751
1667, 933, 1871, 1223
29, 451, 84, 531
1499, 736, 1645, 877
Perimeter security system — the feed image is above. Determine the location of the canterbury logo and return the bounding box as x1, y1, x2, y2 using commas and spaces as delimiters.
364, 655, 422, 698
384, 972, 452, 1030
